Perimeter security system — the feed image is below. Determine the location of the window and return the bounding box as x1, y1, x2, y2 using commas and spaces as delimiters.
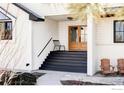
80, 25, 87, 42
0, 11, 12, 40
0, 21, 12, 40
114, 20, 124, 43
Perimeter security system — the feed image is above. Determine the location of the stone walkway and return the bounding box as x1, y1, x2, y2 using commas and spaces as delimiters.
35, 70, 124, 85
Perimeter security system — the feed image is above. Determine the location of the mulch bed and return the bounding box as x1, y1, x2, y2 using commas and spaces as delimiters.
61, 80, 112, 85
0, 70, 46, 85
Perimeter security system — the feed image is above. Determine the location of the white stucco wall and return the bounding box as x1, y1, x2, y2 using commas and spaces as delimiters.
96, 17, 124, 71
32, 19, 58, 70
58, 20, 86, 50
0, 4, 32, 71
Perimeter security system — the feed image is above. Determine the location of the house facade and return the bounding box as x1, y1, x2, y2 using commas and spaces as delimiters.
0, 3, 124, 75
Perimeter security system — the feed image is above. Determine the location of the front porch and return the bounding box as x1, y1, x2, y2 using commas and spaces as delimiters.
37, 13, 124, 76
31, 4, 124, 76
37, 15, 89, 74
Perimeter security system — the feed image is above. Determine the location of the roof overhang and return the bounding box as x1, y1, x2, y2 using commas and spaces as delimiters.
13, 3, 45, 22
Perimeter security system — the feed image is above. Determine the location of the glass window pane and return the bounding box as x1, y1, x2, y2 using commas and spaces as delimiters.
115, 22, 120, 31
84, 35, 87, 42
122, 22, 124, 31
0, 22, 4, 31
81, 35, 84, 42
70, 27, 78, 42
81, 35, 87, 42
115, 32, 124, 42
81, 29, 84, 35
5, 22, 12, 31
115, 21, 124, 32
120, 22, 124, 31
80, 26, 84, 35
0, 12, 10, 20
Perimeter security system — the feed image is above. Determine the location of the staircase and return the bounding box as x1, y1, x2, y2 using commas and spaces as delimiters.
39, 51, 87, 73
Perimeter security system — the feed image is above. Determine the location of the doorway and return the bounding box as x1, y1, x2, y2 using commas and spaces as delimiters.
68, 25, 87, 51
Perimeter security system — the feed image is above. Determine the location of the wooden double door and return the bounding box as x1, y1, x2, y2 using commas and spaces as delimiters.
68, 25, 87, 51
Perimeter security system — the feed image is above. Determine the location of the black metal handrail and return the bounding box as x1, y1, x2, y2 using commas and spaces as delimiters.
37, 37, 52, 57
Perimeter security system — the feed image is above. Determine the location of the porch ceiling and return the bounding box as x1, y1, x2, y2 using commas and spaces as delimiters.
46, 14, 76, 21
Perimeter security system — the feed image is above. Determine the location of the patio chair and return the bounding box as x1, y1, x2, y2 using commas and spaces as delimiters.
100, 58, 115, 75
117, 59, 124, 74
53, 40, 65, 51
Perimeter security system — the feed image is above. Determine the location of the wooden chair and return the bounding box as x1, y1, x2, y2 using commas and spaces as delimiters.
100, 58, 115, 75
117, 59, 124, 74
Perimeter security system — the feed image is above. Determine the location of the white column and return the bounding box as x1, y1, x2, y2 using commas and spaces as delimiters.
87, 14, 96, 76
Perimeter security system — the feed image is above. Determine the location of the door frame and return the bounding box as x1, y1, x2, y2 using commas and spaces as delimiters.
68, 25, 87, 51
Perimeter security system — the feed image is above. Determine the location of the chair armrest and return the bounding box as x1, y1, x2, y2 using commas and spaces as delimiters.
100, 65, 104, 71
117, 65, 124, 71
117, 65, 120, 68
110, 65, 114, 71
55, 45, 61, 46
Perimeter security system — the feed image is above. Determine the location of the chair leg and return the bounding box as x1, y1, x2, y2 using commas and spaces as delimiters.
53, 46, 56, 51
64, 46, 65, 51
60, 45, 65, 51
62, 46, 65, 51
53, 46, 55, 51
59, 46, 61, 51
